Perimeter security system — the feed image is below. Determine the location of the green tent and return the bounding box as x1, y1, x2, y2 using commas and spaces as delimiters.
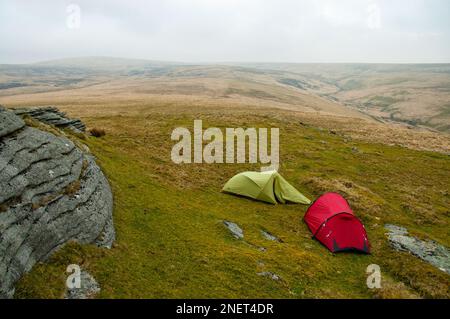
222, 170, 311, 205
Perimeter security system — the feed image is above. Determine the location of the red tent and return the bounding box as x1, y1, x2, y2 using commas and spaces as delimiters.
304, 192, 370, 253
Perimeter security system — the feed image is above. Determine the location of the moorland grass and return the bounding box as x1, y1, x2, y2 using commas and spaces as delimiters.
14, 109, 449, 299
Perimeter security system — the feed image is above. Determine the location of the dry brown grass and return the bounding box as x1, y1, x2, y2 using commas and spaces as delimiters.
380, 245, 450, 298
304, 176, 385, 219
31, 194, 57, 210
4, 93, 449, 154
64, 180, 81, 197
371, 276, 421, 299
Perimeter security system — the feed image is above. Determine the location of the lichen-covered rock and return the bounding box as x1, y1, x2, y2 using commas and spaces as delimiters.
0, 107, 114, 298
385, 224, 450, 274
12, 106, 86, 133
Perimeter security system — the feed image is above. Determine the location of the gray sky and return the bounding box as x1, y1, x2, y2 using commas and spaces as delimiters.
1, 0, 449, 64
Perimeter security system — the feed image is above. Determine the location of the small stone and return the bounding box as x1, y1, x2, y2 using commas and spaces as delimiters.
223, 221, 244, 239
65, 270, 100, 299
257, 271, 281, 281
260, 230, 281, 242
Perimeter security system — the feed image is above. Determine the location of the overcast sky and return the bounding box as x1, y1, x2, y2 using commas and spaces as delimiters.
1, 0, 449, 64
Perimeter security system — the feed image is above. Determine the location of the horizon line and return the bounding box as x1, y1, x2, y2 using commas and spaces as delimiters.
1, 56, 450, 66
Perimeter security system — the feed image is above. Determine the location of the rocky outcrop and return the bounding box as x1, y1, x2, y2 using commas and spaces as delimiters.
0, 106, 114, 298
12, 107, 86, 133
385, 224, 450, 274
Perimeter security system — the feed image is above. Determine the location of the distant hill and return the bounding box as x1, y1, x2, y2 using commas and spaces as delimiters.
1, 58, 449, 132
34, 56, 180, 71
238, 63, 450, 132
0, 58, 367, 119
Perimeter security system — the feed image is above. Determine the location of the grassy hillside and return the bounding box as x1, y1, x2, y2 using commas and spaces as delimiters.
13, 104, 449, 299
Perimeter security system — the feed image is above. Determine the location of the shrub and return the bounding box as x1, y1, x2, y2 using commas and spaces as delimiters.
89, 128, 106, 138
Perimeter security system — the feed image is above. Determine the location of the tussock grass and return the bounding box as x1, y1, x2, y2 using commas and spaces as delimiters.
89, 128, 106, 138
